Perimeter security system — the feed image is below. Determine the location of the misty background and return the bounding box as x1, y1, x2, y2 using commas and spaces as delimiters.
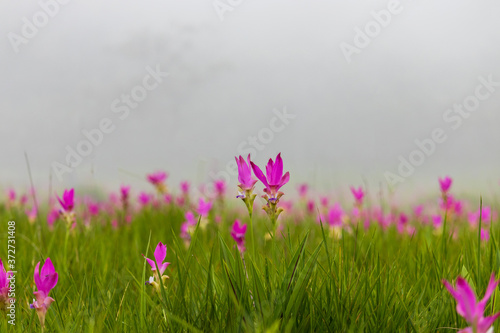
1, 0, 499, 201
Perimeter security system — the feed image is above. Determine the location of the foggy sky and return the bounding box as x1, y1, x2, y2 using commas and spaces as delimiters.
1, 0, 500, 200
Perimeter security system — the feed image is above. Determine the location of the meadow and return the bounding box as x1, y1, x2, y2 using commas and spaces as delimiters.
1, 154, 499, 332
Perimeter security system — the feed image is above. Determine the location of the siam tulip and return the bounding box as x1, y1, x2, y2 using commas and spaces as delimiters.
250, 153, 290, 230
138, 192, 152, 207
214, 180, 227, 198
180, 181, 190, 195
120, 185, 130, 211
350, 186, 364, 207
30, 258, 58, 328
196, 197, 212, 217
297, 183, 308, 198
235, 154, 258, 215
180, 211, 197, 246
147, 171, 168, 194
306, 200, 315, 215
231, 219, 247, 253
26, 206, 37, 224
20, 194, 28, 207
0, 259, 13, 311
57, 189, 75, 226
235, 154, 259, 256
143, 242, 170, 292
327, 203, 345, 239
439, 176, 453, 194
443, 274, 500, 333
46, 208, 60, 229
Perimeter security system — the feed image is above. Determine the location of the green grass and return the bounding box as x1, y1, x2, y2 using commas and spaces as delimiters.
0, 202, 498, 332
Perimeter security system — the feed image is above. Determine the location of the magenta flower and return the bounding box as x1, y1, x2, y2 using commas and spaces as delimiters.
180, 181, 190, 195
30, 258, 58, 328
46, 208, 60, 228
443, 274, 500, 333
214, 180, 227, 197
350, 186, 364, 206
231, 219, 247, 253
250, 153, 290, 200
0, 259, 13, 311
57, 189, 74, 212
26, 206, 37, 224
439, 176, 453, 193
432, 215, 443, 228
143, 242, 170, 291
120, 185, 130, 208
147, 171, 167, 185
235, 154, 258, 194
7, 189, 16, 202
327, 203, 344, 227
147, 171, 168, 194
180, 211, 197, 242
138, 192, 152, 206
197, 198, 212, 217
297, 183, 308, 198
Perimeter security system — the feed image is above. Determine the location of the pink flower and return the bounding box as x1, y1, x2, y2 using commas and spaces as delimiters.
197, 198, 212, 217
306, 200, 315, 214
327, 203, 344, 227
57, 189, 74, 212
143, 242, 170, 290
214, 180, 227, 197
47, 208, 60, 227
231, 219, 247, 252
30, 258, 58, 328
7, 189, 16, 202
350, 186, 364, 206
439, 176, 453, 193
180, 181, 190, 195
250, 153, 290, 200
147, 171, 167, 185
235, 154, 258, 193
26, 206, 37, 224
138, 192, 152, 206
87, 202, 100, 216
443, 274, 500, 333
120, 185, 130, 209
0, 259, 13, 310
432, 215, 443, 228
180, 212, 197, 241
297, 183, 308, 198
147, 171, 168, 194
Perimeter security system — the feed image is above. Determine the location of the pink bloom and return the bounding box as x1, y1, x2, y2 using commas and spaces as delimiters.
350, 187, 364, 206
297, 183, 308, 198
164, 194, 173, 204
180, 181, 190, 195
197, 198, 212, 217
481, 229, 490, 242
30, 258, 58, 328
138, 192, 152, 206
87, 202, 100, 216
439, 176, 453, 193
235, 154, 258, 193
432, 215, 443, 228
231, 219, 247, 252
7, 189, 16, 202
306, 200, 315, 214
26, 206, 37, 224
320, 196, 329, 208
147, 171, 168, 185
0, 259, 13, 309
250, 153, 290, 199
47, 208, 60, 227
147, 171, 168, 194
214, 180, 226, 197
443, 274, 500, 333
57, 189, 74, 212
327, 203, 344, 227
120, 185, 130, 208
143, 242, 170, 290
20, 194, 28, 206
181, 212, 197, 241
